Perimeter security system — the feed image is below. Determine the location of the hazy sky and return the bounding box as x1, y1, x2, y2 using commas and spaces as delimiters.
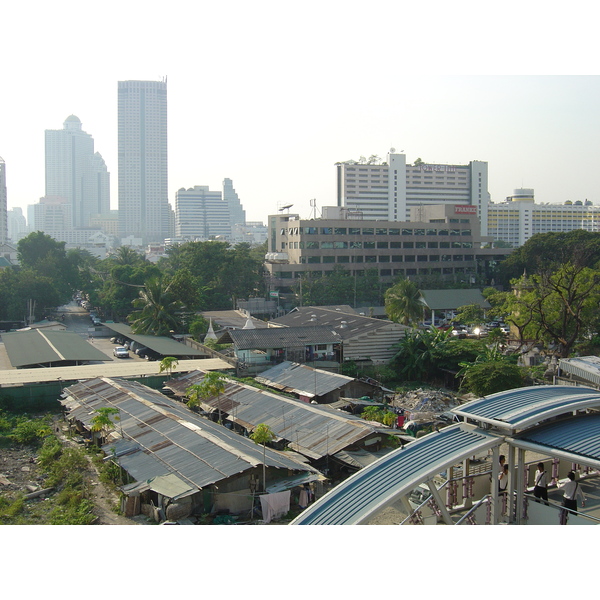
2, 2, 598, 225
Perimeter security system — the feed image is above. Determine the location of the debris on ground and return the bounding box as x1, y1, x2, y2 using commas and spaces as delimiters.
391, 388, 459, 423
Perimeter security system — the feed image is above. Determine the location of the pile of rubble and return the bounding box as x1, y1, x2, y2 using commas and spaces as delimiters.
392, 388, 459, 423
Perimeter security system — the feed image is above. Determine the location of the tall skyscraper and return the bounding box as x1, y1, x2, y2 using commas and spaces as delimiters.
223, 178, 245, 226
118, 79, 170, 244
45, 115, 110, 228
0, 157, 7, 245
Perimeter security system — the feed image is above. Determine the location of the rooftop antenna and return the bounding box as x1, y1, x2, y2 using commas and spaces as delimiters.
309, 198, 320, 219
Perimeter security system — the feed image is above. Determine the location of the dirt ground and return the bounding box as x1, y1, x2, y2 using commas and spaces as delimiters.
0, 425, 145, 525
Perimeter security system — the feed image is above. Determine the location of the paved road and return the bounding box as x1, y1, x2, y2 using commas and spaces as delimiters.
0, 301, 148, 369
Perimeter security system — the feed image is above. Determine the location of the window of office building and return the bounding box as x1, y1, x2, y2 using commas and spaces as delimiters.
321, 227, 332, 234
337, 256, 350, 263
380, 269, 392, 276
323, 256, 335, 263
377, 241, 389, 249
402, 228, 413, 235
334, 227, 347, 235
307, 256, 321, 263
365, 256, 377, 263
349, 227, 361, 235
334, 241, 348, 249
403, 242, 414, 249
379, 255, 390, 262
376, 228, 387, 235
363, 228, 374, 235
428, 242, 438, 248
364, 241, 375, 249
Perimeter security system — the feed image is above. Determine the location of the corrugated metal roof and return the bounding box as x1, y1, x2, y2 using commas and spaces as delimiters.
60, 377, 318, 493
255, 361, 355, 397
0, 358, 231, 387
419, 289, 491, 311
201, 310, 269, 330
558, 356, 600, 387
2, 329, 111, 367
453, 385, 600, 432
290, 423, 501, 525
271, 307, 409, 340
163, 371, 377, 459
227, 326, 342, 350
102, 323, 206, 357
511, 414, 600, 468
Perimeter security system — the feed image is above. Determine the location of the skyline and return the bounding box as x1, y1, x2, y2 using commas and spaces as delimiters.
1, 3, 598, 227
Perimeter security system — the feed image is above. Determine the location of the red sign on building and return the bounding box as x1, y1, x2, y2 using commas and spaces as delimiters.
455, 205, 477, 215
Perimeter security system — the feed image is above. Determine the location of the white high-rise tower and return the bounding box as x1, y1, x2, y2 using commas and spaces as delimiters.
118, 79, 170, 244
45, 115, 110, 228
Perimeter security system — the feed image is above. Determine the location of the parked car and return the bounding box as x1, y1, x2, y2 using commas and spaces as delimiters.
135, 346, 149, 356
113, 346, 129, 358
451, 325, 468, 338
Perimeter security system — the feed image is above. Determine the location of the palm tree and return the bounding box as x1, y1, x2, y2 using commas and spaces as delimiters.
112, 246, 144, 266
159, 356, 179, 378
384, 278, 423, 326
129, 277, 184, 336
250, 423, 276, 492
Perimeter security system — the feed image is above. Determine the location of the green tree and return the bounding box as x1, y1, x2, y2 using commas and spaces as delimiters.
455, 304, 486, 328
497, 230, 600, 288
129, 277, 186, 335
90, 407, 120, 444
159, 356, 179, 378
186, 371, 227, 423
250, 423, 276, 492
384, 278, 423, 326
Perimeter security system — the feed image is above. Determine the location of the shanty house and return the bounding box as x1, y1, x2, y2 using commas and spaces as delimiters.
255, 361, 379, 404
222, 326, 343, 375
164, 370, 391, 480
269, 306, 410, 365
59, 377, 321, 521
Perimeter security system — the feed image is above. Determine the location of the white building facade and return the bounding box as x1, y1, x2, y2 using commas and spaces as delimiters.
45, 115, 110, 228
336, 153, 490, 235
175, 179, 246, 241
487, 189, 600, 247
118, 80, 171, 244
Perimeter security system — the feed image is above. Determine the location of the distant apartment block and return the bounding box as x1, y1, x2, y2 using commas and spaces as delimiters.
0, 157, 7, 245
487, 189, 600, 247
31, 196, 72, 233
7, 207, 27, 243
336, 153, 490, 234
118, 80, 171, 244
45, 115, 110, 228
265, 204, 508, 291
175, 179, 246, 241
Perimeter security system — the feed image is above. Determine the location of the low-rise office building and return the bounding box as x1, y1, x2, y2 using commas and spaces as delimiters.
265, 204, 510, 292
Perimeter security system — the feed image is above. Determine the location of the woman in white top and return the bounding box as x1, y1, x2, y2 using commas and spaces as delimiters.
533, 462, 548, 503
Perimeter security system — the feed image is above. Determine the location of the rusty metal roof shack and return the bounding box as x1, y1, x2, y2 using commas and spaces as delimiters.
255, 361, 356, 399
59, 377, 319, 494
163, 371, 379, 460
